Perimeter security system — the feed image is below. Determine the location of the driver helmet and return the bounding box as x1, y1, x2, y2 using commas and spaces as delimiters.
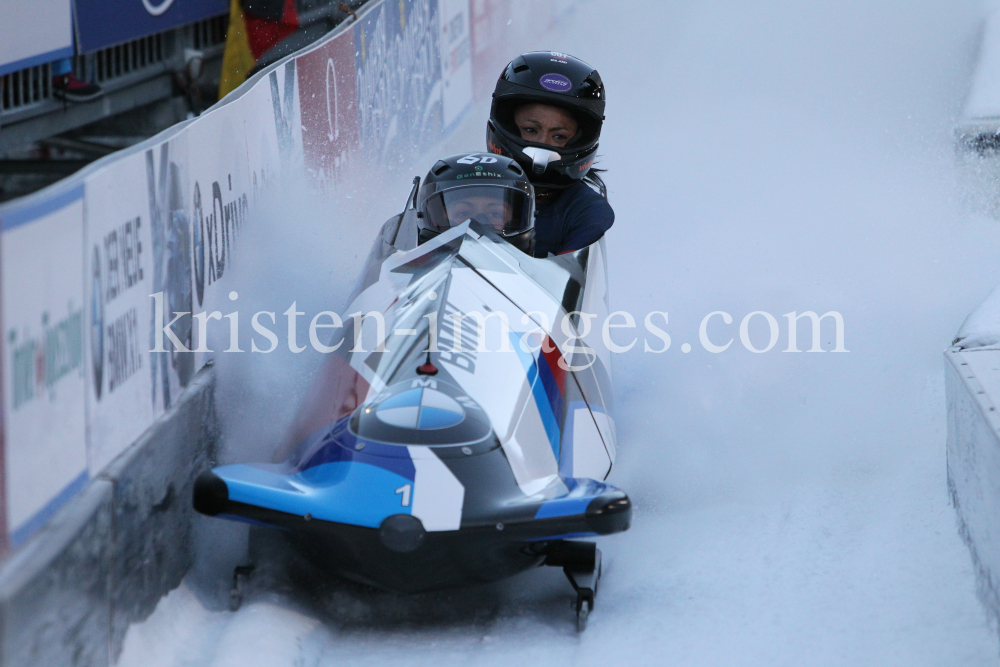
416, 153, 536, 255
487, 51, 605, 187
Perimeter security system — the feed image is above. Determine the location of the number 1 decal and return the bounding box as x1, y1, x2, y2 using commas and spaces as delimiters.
395, 484, 412, 507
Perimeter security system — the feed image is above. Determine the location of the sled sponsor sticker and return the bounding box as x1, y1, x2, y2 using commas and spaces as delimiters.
539, 73, 572, 93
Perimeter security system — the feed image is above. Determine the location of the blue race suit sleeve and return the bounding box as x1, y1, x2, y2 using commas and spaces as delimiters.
556, 185, 615, 254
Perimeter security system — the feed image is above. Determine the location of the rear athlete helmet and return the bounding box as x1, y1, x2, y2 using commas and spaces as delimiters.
417, 153, 535, 255
487, 51, 605, 187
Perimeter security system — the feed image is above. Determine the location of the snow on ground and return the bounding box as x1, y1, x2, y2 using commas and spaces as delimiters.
119, 0, 1000, 664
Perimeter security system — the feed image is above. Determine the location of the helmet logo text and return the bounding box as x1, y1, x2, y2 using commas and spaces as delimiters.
457, 155, 498, 165
539, 73, 572, 92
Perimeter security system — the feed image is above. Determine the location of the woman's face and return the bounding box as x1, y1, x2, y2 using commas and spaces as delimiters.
447, 194, 513, 231
513, 103, 578, 148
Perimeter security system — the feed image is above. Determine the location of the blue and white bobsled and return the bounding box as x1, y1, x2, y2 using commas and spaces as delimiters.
194, 207, 631, 627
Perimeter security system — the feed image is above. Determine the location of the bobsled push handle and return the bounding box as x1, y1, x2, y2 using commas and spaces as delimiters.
407, 176, 421, 210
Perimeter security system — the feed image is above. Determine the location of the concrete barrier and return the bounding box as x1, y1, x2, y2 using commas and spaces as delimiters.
103, 367, 218, 660
0, 480, 112, 667
0, 367, 217, 666
946, 347, 1000, 633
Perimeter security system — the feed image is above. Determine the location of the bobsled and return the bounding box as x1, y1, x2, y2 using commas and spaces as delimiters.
194, 187, 631, 629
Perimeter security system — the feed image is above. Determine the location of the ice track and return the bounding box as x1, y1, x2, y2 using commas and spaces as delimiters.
119, 1, 1000, 664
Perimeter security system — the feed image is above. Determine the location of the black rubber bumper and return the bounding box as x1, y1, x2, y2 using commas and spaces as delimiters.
193, 470, 229, 516
585, 490, 632, 535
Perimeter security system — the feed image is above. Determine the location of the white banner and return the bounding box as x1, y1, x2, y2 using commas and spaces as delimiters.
0, 0, 74, 76
1, 186, 87, 547
85, 152, 162, 474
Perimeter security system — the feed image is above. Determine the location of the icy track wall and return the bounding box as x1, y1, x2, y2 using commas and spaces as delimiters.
0, 1, 573, 663
946, 346, 1000, 635
948, 274, 1000, 635
949, 9, 1000, 639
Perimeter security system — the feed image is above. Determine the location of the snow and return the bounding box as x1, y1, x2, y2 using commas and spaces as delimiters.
118, 0, 1000, 664
956, 283, 1000, 348
117, 584, 319, 667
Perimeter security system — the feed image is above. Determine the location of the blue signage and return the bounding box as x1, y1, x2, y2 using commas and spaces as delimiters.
73, 0, 229, 53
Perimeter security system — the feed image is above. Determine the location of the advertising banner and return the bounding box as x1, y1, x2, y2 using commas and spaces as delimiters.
73, 0, 228, 53
469, 0, 506, 100
0, 0, 74, 76
354, 0, 443, 160
85, 147, 182, 473
438, 0, 473, 129
83, 63, 299, 470
185, 59, 300, 366
0, 187, 88, 548
298, 27, 360, 191
143, 134, 197, 416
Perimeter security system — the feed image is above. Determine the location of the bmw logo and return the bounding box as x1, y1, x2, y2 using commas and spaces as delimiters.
376, 386, 465, 430
351, 379, 492, 446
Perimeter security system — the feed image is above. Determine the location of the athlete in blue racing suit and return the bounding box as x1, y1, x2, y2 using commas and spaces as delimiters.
486, 51, 614, 257
533, 180, 614, 257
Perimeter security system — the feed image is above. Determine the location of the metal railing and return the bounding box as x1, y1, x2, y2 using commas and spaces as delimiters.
1, 64, 54, 113
89, 33, 168, 85
0, 15, 227, 149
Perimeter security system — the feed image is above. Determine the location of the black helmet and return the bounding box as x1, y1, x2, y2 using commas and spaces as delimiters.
416, 153, 536, 255
487, 51, 605, 187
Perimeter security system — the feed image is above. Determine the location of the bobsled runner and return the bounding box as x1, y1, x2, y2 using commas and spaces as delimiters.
194, 175, 631, 630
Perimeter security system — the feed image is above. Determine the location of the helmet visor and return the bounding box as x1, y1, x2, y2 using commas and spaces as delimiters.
423, 185, 534, 237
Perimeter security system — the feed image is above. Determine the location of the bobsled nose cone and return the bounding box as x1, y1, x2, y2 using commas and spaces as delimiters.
585, 490, 632, 535
379, 514, 427, 553
193, 470, 229, 516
